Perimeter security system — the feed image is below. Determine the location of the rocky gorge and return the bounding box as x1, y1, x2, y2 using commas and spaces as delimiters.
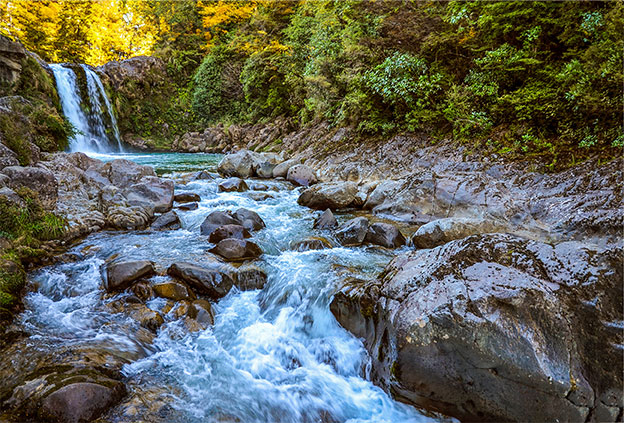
0, 36, 622, 423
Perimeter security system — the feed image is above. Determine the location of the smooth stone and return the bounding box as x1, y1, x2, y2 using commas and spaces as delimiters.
167, 261, 236, 300
287, 164, 318, 187
364, 222, 406, 248
176, 202, 198, 211
105, 260, 155, 292
313, 209, 338, 230
218, 177, 249, 192
233, 208, 265, 231
209, 238, 262, 261
151, 210, 181, 230
174, 192, 200, 202
153, 281, 194, 301
208, 224, 251, 243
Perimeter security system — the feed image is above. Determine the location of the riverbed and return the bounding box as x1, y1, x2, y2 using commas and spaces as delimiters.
16, 152, 438, 423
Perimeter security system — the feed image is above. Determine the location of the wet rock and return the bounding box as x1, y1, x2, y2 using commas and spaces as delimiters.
128, 304, 164, 332
330, 233, 624, 422
167, 261, 236, 300
218, 177, 249, 192
250, 182, 269, 191
153, 281, 194, 301
176, 202, 198, 211
187, 299, 215, 328
105, 260, 155, 292
287, 164, 318, 187
124, 176, 174, 213
362, 180, 404, 210
364, 222, 406, 248
131, 281, 153, 301
208, 224, 251, 243
174, 192, 200, 202
409, 217, 504, 249
200, 210, 240, 236
233, 208, 266, 231
236, 264, 268, 290
297, 182, 358, 210
291, 237, 332, 251
217, 149, 282, 178
209, 238, 263, 261
256, 161, 276, 178
193, 170, 214, 180
335, 217, 369, 246
272, 158, 301, 178
313, 209, 338, 230
151, 210, 181, 231
248, 192, 274, 202
2, 165, 58, 209
40, 381, 126, 423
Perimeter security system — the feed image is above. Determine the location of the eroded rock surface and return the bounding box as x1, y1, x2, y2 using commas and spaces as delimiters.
331, 233, 623, 422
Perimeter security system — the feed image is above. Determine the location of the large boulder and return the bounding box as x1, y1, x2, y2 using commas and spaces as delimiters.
364, 222, 406, 248
41, 381, 126, 423
105, 260, 155, 292
409, 217, 504, 249
153, 281, 194, 301
2, 165, 58, 209
200, 210, 240, 236
330, 233, 623, 422
335, 217, 369, 246
297, 182, 358, 210
151, 210, 181, 231
272, 158, 301, 178
233, 208, 266, 231
313, 209, 338, 230
167, 261, 237, 300
209, 239, 263, 261
124, 176, 174, 213
287, 164, 318, 187
208, 224, 251, 243
218, 177, 248, 193
217, 150, 282, 178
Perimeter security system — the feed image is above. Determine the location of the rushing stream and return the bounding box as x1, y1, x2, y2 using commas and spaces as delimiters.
19, 152, 438, 423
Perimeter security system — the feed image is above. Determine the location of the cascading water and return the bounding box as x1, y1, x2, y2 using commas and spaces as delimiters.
15, 153, 446, 423
50, 63, 123, 153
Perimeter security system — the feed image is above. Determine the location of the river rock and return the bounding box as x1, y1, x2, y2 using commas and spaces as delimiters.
40, 381, 126, 423
233, 208, 266, 231
313, 209, 338, 230
209, 238, 263, 261
124, 176, 174, 213
208, 224, 251, 243
256, 161, 276, 178
174, 192, 200, 202
291, 237, 332, 251
176, 202, 198, 211
105, 260, 155, 291
236, 264, 268, 290
2, 165, 58, 209
409, 217, 503, 249
218, 177, 249, 193
217, 149, 282, 178
153, 281, 194, 301
200, 210, 240, 236
151, 210, 181, 230
297, 182, 358, 210
167, 261, 236, 300
335, 217, 369, 246
193, 170, 214, 180
287, 164, 318, 187
128, 304, 164, 332
330, 233, 623, 422
272, 158, 301, 178
364, 222, 406, 248
248, 192, 274, 201
187, 299, 215, 328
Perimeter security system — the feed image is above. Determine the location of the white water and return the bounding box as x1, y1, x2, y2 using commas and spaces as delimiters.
19, 153, 441, 423
50, 63, 123, 153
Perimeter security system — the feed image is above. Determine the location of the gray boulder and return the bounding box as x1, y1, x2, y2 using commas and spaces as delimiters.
335, 217, 369, 246
233, 208, 266, 231
297, 182, 358, 210
272, 158, 301, 178
313, 209, 338, 230
330, 233, 623, 422
167, 261, 237, 300
364, 222, 406, 248
2, 165, 58, 209
151, 210, 181, 230
208, 224, 251, 243
409, 217, 504, 249
200, 211, 240, 236
287, 164, 318, 187
124, 176, 174, 213
105, 260, 155, 291
218, 177, 249, 192
41, 381, 126, 423
209, 238, 262, 261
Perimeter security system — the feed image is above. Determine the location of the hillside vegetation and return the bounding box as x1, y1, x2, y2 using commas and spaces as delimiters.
1, 1, 622, 165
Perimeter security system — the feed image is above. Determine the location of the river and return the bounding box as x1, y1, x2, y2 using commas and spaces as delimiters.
17, 152, 439, 423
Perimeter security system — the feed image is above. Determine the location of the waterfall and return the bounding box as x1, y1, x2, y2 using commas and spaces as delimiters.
50, 63, 123, 153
